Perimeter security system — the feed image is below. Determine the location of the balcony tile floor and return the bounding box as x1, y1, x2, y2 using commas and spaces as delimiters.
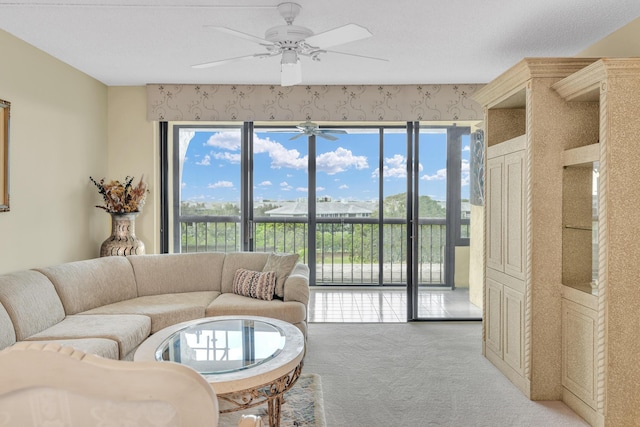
308, 287, 482, 322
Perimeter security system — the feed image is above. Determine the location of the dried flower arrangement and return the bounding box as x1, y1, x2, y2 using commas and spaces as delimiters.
90, 176, 149, 213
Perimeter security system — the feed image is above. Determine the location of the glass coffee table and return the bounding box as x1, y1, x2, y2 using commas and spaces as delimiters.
134, 316, 305, 427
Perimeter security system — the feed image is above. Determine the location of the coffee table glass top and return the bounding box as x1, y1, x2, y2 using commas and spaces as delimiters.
155, 318, 286, 375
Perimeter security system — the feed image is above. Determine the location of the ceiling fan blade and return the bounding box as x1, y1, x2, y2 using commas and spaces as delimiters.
192, 53, 271, 69
305, 24, 372, 49
205, 25, 273, 46
281, 60, 302, 86
324, 49, 389, 62
317, 133, 339, 141
289, 133, 306, 140
319, 129, 348, 135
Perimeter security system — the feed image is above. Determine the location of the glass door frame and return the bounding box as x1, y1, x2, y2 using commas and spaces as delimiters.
407, 122, 471, 320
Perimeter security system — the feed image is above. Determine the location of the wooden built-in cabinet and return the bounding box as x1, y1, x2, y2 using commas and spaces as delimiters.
552, 58, 640, 427
474, 58, 598, 402
476, 57, 640, 427
485, 135, 526, 386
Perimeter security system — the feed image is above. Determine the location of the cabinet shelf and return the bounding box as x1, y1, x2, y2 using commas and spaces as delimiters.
564, 225, 592, 231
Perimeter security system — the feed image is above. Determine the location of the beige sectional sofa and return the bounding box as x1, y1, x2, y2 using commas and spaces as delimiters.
0, 252, 309, 360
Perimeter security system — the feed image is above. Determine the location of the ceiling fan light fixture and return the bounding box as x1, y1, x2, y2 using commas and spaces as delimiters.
281, 53, 302, 86
281, 49, 298, 65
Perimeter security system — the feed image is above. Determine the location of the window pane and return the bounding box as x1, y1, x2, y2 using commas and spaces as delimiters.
316, 128, 380, 285
418, 129, 447, 219
382, 130, 408, 219
177, 126, 242, 252
253, 128, 309, 258
461, 133, 471, 238
381, 129, 408, 284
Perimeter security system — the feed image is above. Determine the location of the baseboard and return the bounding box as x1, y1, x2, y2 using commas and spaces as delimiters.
562, 388, 604, 427
485, 347, 530, 398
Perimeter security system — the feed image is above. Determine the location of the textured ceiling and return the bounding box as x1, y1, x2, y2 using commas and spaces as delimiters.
0, 0, 639, 86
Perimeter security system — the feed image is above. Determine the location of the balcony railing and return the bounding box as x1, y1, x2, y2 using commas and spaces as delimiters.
179, 216, 456, 286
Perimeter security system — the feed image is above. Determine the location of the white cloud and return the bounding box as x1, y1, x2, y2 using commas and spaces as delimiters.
205, 132, 241, 150
207, 181, 234, 189
421, 168, 447, 181
421, 159, 470, 184
296, 187, 308, 192
316, 186, 325, 192
254, 135, 307, 169
339, 184, 349, 189
196, 155, 211, 166
461, 159, 470, 186
181, 182, 187, 188
316, 147, 368, 175
463, 145, 470, 152
280, 181, 292, 191
258, 181, 272, 186
205, 134, 369, 178
213, 152, 241, 163
372, 154, 422, 179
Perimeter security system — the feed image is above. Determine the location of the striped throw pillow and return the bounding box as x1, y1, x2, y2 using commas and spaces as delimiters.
233, 269, 277, 301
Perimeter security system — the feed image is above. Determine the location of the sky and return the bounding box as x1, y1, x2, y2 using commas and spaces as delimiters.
179, 126, 470, 204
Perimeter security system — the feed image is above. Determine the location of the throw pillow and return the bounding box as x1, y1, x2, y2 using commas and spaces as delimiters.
262, 253, 299, 299
233, 269, 277, 301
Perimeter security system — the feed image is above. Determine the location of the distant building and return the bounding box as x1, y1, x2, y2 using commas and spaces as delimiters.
265, 200, 374, 218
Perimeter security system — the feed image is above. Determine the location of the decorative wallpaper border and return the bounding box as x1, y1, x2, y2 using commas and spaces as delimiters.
146, 84, 483, 122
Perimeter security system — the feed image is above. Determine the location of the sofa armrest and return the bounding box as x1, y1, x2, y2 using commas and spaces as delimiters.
283, 263, 310, 306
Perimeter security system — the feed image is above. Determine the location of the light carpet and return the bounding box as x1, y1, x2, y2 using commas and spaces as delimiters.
303, 322, 590, 427
218, 373, 326, 427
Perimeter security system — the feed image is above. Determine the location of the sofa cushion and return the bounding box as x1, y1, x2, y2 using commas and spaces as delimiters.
80, 291, 219, 334
28, 338, 120, 360
128, 253, 226, 296
283, 263, 311, 305
0, 303, 16, 350
262, 253, 299, 299
233, 269, 276, 301
37, 257, 137, 315
221, 252, 270, 294
25, 314, 150, 359
205, 293, 307, 326
0, 270, 65, 341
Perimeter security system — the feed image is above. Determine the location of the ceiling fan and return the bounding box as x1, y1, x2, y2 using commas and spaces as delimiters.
192, 2, 386, 86
287, 121, 347, 140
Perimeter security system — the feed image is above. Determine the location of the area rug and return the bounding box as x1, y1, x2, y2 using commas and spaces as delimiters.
218, 373, 326, 427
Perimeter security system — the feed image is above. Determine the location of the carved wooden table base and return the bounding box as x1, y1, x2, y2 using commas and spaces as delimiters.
218, 361, 304, 427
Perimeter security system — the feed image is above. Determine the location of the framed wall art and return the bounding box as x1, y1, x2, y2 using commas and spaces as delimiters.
0, 99, 10, 212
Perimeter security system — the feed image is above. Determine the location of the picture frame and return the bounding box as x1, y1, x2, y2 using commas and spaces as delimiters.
0, 99, 9, 212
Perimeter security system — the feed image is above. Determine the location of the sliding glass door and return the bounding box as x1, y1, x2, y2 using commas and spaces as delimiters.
170, 122, 479, 320
411, 125, 476, 319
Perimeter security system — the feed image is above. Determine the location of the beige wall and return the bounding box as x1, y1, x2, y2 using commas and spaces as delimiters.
468, 204, 484, 308
0, 30, 108, 275
578, 16, 640, 57
106, 87, 158, 254
454, 246, 470, 288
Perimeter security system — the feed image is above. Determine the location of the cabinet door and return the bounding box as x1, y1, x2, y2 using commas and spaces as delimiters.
486, 157, 505, 272
503, 286, 525, 375
562, 299, 597, 409
485, 277, 503, 356
504, 150, 526, 280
